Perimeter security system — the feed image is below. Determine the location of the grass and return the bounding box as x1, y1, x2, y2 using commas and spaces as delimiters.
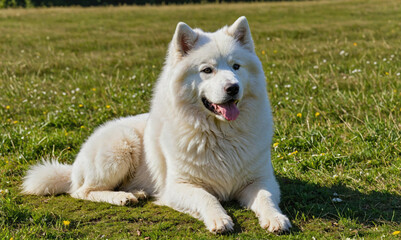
1, 0, 401, 238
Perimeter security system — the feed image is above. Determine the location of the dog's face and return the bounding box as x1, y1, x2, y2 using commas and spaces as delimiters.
168, 17, 265, 122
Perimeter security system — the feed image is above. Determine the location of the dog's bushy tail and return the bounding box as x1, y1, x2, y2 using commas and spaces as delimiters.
21, 159, 72, 195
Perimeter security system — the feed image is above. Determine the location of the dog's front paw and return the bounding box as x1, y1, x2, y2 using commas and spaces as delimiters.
260, 212, 291, 233
204, 212, 234, 234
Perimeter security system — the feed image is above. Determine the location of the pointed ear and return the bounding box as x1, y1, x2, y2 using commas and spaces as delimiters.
227, 16, 255, 52
173, 22, 198, 57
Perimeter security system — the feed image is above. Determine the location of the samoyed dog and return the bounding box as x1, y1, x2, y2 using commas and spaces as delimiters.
22, 16, 291, 233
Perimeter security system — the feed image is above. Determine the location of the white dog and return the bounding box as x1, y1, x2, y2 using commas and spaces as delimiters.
22, 16, 291, 233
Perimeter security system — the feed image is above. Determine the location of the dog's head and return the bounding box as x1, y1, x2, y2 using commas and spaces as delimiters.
166, 17, 266, 122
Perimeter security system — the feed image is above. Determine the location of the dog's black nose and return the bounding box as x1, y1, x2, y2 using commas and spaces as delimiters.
225, 83, 239, 96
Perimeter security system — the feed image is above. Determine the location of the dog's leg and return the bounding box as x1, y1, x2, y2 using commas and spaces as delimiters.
160, 184, 234, 233
237, 179, 291, 232
71, 189, 138, 206
67, 117, 146, 206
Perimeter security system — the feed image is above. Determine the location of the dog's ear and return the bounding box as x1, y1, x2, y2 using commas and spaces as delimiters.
173, 22, 198, 57
227, 16, 255, 52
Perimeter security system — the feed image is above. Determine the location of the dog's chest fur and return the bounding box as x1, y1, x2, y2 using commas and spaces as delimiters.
169, 118, 268, 201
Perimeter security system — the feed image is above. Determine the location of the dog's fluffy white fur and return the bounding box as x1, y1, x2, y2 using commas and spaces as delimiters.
22, 17, 291, 233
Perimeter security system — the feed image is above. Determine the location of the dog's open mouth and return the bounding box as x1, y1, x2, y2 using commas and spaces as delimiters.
202, 97, 240, 121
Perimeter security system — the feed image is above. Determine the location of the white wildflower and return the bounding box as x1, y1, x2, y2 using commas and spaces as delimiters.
0, 189, 9, 194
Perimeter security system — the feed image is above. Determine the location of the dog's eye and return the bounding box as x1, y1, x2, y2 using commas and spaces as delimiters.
202, 67, 213, 74
233, 64, 240, 70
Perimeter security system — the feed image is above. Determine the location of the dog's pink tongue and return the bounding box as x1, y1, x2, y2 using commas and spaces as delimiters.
212, 102, 240, 121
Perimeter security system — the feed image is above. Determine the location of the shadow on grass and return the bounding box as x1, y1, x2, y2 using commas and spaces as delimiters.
221, 176, 400, 234
278, 176, 400, 225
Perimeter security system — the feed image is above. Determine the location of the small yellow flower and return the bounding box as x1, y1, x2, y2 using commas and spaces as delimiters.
261, 50, 266, 55
63, 220, 70, 226
320, 153, 326, 156
289, 150, 298, 156
106, 105, 111, 109
297, 113, 302, 118
385, 72, 389, 75
79, 104, 83, 108
393, 231, 400, 235
80, 126, 85, 129
273, 50, 278, 54
43, 111, 47, 115
10, 238, 13, 240
6, 105, 10, 109
315, 112, 320, 117
273, 142, 279, 148
92, 88, 96, 91
13, 120, 18, 124
353, 42, 357, 46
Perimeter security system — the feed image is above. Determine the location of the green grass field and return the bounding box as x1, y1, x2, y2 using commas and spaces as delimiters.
1, 0, 401, 238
